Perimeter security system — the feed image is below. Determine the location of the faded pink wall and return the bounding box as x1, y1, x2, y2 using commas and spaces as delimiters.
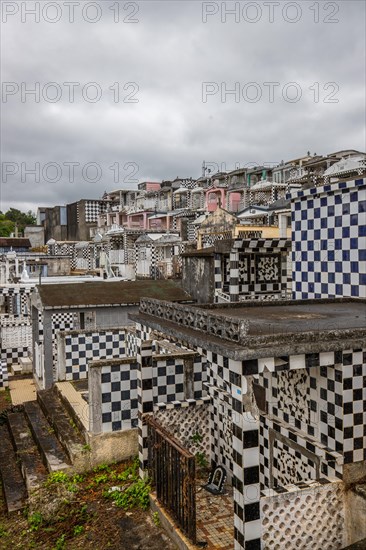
145, 182, 161, 191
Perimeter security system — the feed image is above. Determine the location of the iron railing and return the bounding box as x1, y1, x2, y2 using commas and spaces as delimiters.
146, 416, 196, 543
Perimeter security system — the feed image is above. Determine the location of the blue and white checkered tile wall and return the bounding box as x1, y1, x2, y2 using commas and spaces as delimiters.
64, 329, 126, 380
292, 178, 366, 299
51, 312, 76, 368
342, 349, 366, 464
101, 361, 138, 432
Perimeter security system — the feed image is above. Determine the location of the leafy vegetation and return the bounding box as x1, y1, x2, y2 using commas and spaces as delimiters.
0, 209, 36, 237
0, 457, 172, 549
191, 432, 203, 444
0, 523, 9, 537
152, 512, 160, 527
105, 478, 151, 511
28, 512, 43, 532
195, 452, 209, 469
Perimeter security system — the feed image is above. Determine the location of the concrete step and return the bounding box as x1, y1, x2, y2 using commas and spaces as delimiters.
7, 412, 48, 492
37, 389, 87, 465
0, 424, 27, 512
23, 401, 71, 472
54, 383, 88, 438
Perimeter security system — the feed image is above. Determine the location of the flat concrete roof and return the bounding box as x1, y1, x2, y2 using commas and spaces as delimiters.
131, 299, 366, 360
207, 301, 366, 336
37, 280, 192, 308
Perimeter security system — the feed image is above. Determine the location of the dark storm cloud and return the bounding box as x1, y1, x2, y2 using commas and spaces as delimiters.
1, 0, 365, 212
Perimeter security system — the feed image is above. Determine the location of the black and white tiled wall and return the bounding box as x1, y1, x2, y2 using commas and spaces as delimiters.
228, 239, 291, 301
62, 328, 127, 381
100, 360, 138, 432
292, 177, 366, 299
0, 361, 9, 389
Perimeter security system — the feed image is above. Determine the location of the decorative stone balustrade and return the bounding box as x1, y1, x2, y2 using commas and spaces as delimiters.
238, 291, 292, 302
0, 315, 31, 327
139, 298, 249, 344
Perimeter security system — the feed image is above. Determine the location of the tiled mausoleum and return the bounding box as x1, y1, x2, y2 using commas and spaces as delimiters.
131, 297, 366, 549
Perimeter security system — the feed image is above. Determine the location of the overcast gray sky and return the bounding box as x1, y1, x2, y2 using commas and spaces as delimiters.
1, 0, 365, 213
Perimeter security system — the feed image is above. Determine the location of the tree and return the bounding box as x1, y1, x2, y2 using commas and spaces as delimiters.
0, 213, 15, 237
0, 209, 36, 237
4, 208, 36, 233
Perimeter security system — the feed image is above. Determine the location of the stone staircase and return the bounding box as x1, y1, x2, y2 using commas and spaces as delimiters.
0, 388, 89, 513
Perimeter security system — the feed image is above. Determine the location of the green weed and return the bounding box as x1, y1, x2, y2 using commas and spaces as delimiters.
195, 452, 208, 469
105, 477, 151, 511
73, 525, 84, 536
152, 511, 160, 527
54, 533, 66, 549
191, 432, 203, 444
28, 512, 43, 532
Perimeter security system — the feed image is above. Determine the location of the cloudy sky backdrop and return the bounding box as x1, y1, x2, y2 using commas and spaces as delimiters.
1, 0, 365, 212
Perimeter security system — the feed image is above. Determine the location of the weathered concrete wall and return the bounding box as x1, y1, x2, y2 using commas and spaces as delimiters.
44, 206, 68, 242
95, 305, 138, 328
46, 256, 71, 277
24, 226, 45, 248
86, 428, 138, 466
182, 255, 214, 303
344, 487, 366, 546
67, 201, 97, 241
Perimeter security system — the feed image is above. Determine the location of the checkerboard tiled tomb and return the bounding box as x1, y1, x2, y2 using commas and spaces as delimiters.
130, 294, 366, 550
57, 327, 127, 381
0, 313, 33, 366
227, 238, 292, 301
292, 177, 366, 299
89, 358, 138, 433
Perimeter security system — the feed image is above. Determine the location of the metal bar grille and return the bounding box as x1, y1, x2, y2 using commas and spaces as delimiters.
146, 416, 196, 543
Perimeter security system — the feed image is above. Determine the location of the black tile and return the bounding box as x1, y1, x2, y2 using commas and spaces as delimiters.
243, 466, 259, 485
242, 359, 258, 375
244, 502, 260, 522
243, 430, 259, 449
344, 427, 353, 439
102, 392, 111, 403
245, 539, 261, 550
353, 389, 362, 401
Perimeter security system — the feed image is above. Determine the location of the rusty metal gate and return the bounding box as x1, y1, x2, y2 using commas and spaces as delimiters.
146, 416, 196, 543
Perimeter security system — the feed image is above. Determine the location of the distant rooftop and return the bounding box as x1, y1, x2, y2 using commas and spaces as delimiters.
36, 279, 191, 309
0, 238, 31, 248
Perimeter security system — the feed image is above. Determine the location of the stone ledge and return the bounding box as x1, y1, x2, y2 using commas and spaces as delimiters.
149, 493, 200, 550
